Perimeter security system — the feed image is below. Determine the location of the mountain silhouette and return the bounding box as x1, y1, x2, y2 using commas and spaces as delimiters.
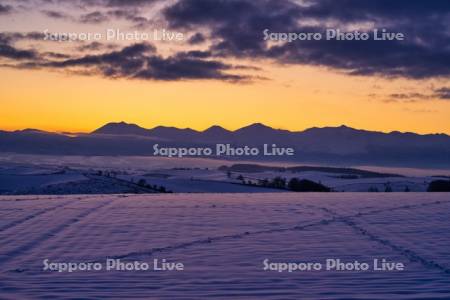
0, 121, 449, 168
202, 125, 232, 141
92, 122, 150, 136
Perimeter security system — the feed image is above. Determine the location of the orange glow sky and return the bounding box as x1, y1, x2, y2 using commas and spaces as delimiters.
1, 64, 449, 134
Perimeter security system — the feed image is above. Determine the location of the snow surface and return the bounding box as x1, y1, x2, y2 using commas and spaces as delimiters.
0, 193, 450, 299
1, 159, 446, 194
0, 154, 448, 194
1, 153, 447, 176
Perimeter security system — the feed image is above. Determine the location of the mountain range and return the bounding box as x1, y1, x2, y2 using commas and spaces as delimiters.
1, 122, 449, 168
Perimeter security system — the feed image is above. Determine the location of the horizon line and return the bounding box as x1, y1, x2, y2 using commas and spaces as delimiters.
1, 121, 449, 137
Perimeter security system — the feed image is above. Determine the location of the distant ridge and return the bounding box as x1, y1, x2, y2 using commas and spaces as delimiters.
0, 121, 449, 168
90, 122, 449, 137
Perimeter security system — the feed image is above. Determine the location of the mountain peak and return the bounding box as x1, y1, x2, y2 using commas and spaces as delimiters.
237, 123, 274, 132
151, 125, 198, 133
17, 128, 46, 133
303, 124, 360, 133
204, 125, 230, 133
92, 122, 149, 136
248, 122, 272, 129
202, 125, 231, 140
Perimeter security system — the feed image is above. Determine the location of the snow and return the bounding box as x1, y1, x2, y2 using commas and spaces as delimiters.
2, 153, 448, 177
0, 193, 449, 299
0, 154, 448, 194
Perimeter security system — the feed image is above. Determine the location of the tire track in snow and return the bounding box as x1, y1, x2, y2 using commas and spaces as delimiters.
92, 218, 333, 263
0, 199, 115, 268
90, 200, 450, 265
0, 201, 74, 233
0, 195, 101, 203
85, 202, 344, 263
303, 199, 450, 221
340, 217, 450, 274
311, 202, 450, 275
0, 196, 63, 203
355, 199, 450, 219
6, 198, 449, 273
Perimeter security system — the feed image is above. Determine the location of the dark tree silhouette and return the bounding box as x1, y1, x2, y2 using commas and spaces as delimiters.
427, 180, 450, 192
287, 178, 330, 192
137, 179, 147, 187
270, 177, 286, 189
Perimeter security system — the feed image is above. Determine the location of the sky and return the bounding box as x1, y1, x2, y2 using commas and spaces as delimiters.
0, 0, 449, 134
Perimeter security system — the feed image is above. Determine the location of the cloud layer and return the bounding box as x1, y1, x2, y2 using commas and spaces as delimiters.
1, 0, 449, 84
164, 0, 450, 79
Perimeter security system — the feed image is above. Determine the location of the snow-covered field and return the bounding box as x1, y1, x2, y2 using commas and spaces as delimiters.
1, 193, 449, 299
1, 154, 448, 194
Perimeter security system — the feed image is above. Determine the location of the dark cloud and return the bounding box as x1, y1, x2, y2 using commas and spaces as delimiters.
134, 54, 247, 82
0, 43, 38, 60
388, 93, 432, 102
163, 0, 450, 79
0, 4, 13, 14
12, 0, 158, 26
385, 88, 450, 102
0, 32, 41, 60
44, 43, 156, 68
164, 0, 301, 56
72, 8, 151, 27
175, 50, 212, 59
434, 87, 450, 100
301, 0, 450, 22
79, 11, 109, 23
188, 33, 206, 45
103, 0, 159, 7
42, 52, 71, 59
0, 31, 48, 43
76, 41, 118, 52
9, 43, 252, 82
3, 0, 449, 83
0, 27, 255, 82
106, 9, 151, 28
79, 10, 132, 25
41, 9, 71, 19
15, 0, 159, 8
